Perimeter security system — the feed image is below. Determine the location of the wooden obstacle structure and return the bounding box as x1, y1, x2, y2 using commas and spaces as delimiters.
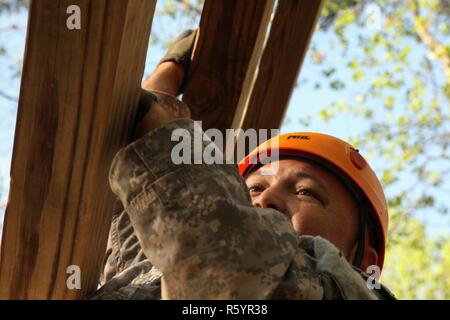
0, 0, 323, 299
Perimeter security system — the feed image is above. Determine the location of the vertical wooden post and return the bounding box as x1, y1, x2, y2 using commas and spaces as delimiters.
233, 0, 324, 132
182, 0, 275, 134
0, 0, 156, 299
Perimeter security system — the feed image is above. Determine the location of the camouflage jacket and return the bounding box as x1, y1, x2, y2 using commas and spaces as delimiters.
91, 117, 396, 300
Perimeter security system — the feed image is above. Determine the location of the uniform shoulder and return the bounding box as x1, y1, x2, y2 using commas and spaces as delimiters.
298, 235, 395, 300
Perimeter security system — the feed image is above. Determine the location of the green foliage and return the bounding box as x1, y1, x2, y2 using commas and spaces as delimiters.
384, 207, 450, 299
311, 0, 450, 299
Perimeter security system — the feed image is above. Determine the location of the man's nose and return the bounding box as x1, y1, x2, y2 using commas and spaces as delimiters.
253, 186, 288, 217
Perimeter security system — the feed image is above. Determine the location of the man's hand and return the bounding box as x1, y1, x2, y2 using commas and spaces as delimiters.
142, 61, 184, 97
133, 61, 190, 139
133, 88, 191, 139
134, 29, 198, 139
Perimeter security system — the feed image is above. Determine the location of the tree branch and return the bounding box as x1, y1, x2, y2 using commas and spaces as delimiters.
0, 23, 26, 32
409, 0, 450, 86
0, 91, 18, 102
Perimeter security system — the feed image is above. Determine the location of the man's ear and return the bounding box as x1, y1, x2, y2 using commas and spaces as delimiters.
348, 243, 378, 272
360, 245, 378, 273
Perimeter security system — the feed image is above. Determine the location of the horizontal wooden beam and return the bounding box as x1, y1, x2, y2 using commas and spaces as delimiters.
233, 0, 324, 132
0, 0, 156, 299
182, 0, 275, 134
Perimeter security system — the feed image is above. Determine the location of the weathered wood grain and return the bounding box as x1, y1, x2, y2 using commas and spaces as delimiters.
182, 0, 275, 134
0, 0, 156, 299
234, 0, 324, 132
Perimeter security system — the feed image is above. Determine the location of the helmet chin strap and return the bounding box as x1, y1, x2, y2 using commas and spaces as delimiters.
353, 202, 368, 270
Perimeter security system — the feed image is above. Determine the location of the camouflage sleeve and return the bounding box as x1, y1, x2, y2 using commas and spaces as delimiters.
109, 112, 395, 300
109, 117, 305, 299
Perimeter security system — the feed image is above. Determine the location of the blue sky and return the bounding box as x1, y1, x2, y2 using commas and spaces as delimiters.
0, 1, 449, 238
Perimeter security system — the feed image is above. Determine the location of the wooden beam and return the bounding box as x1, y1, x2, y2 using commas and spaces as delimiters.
0, 0, 156, 299
232, 0, 324, 131
182, 0, 275, 134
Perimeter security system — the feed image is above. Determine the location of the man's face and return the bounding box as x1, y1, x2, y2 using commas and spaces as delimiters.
245, 159, 360, 260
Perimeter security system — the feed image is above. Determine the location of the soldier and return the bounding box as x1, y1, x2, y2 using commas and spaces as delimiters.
92, 30, 396, 300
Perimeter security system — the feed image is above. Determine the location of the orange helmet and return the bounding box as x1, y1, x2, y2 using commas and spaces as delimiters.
238, 132, 389, 270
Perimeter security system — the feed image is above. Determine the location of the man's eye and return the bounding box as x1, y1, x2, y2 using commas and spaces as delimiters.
296, 188, 326, 206
248, 184, 265, 194
296, 188, 318, 199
